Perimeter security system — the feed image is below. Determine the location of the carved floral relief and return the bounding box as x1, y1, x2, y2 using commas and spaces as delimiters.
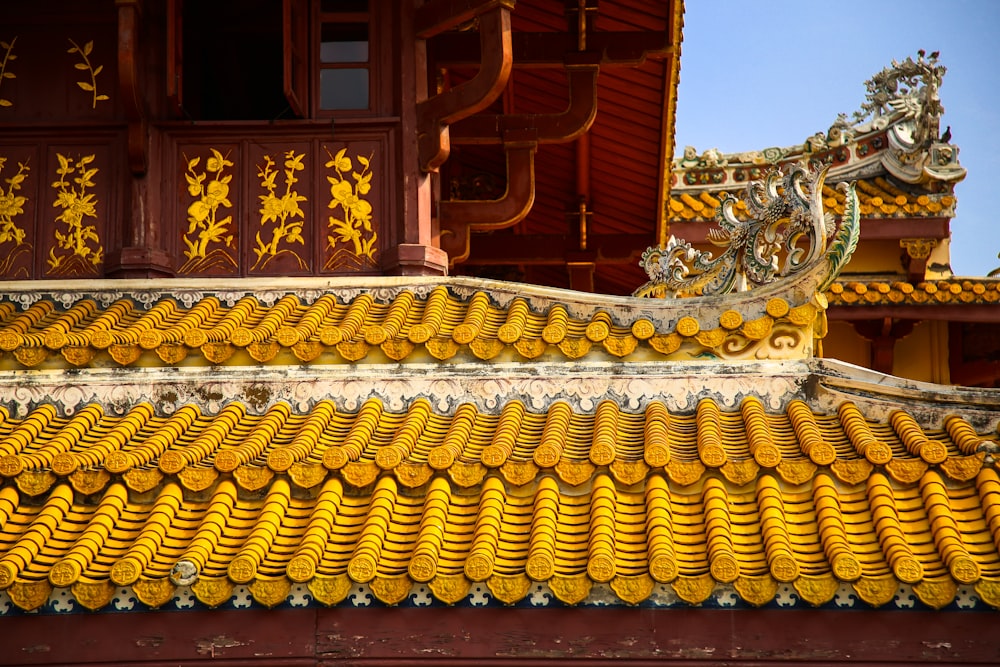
324, 146, 377, 271
0, 37, 17, 108
179, 148, 237, 275
253, 150, 308, 272
67, 39, 108, 108
0, 156, 31, 277
47, 152, 102, 276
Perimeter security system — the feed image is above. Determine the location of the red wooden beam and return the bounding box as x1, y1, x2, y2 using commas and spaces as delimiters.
414, 0, 515, 39
417, 7, 513, 172
441, 142, 536, 264
3, 607, 998, 665
430, 31, 672, 67
449, 59, 599, 144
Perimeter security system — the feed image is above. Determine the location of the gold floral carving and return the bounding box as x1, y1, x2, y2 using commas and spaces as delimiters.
15, 470, 55, 496
69, 468, 110, 495
13, 347, 46, 367
253, 151, 308, 272
249, 577, 292, 608
448, 461, 486, 488
341, 462, 378, 488
62, 346, 95, 366
0, 38, 18, 109
734, 574, 778, 607
47, 151, 103, 276
133, 577, 176, 608
248, 341, 280, 362
602, 336, 637, 358
179, 149, 236, 275
671, 574, 715, 604
288, 463, 327, 489
666, 459, 706, 486
309, 574, 353, 606
885, 458, 928, 484
370, 576, 411, 605
514, 338, 547, 359
610, 574, 654, 605
177, 467, 219, 492
192, 576, 234, 608
558, 338, 591, 359
425, 338, 459, 360
913, 579, 957, 610
487, 573, 531, 605
793, 574, 839, 606
852, 575, 898, 607
394, 462, 432, 488
610, 460, 649, 486
974, 578, 1000, 610
429, 574, 471, 604
324, 147, 377, 268
501, 460, 538, 486
382, 339, 415, 361
0, 155, 31, 277
109, 344, 141, 365
940, 453, 984, 482
549, 574, 592, 605
776, 460, 817, 485
67, 39, 108, 107
830, 459, 873, 485
72, 580, 116, 611
721, 459, 759, 486
555, 460, 596, 486
7, 581, 52, 612
233, 465, 274, 492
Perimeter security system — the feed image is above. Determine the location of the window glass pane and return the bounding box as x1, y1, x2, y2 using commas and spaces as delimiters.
320, 68, 369, 109
321, 0, 368, 12
321, 23, 368, 63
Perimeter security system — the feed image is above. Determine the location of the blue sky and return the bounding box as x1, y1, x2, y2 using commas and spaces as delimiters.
674, 0, 1000, 277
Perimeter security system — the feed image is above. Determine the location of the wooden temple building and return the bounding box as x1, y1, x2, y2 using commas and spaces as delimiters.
0, 1, 999, 665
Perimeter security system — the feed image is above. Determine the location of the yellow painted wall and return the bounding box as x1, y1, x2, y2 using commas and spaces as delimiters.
821, 319, 950, 383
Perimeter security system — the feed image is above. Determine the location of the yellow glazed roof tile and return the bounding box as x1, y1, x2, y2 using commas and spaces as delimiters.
1, 395, 999, 611
828, 278, 1000, 307
0, 285, 826, 369
666, 179, 956, 223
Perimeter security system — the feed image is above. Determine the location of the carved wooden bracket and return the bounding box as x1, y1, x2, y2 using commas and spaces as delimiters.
449, 57, 599, 144
851, 317, 916, 375
416, 4, 514, 172
116, 0, 147, 174
440, 142, 536, 265
900, 237, 939, 281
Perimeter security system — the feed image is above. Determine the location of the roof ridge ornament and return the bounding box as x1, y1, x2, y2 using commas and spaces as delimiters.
635, 165, 859, 298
